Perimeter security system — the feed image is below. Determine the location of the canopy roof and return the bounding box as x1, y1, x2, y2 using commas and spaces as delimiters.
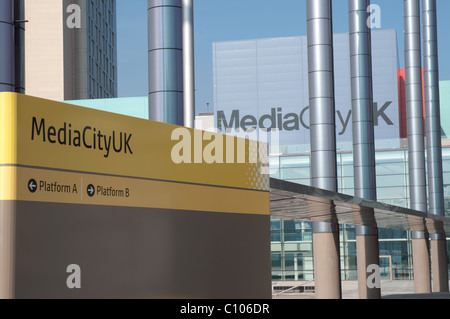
270, 178, 450, 235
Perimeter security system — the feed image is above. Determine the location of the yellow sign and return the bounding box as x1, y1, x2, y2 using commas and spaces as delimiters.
0, 93, 269, 214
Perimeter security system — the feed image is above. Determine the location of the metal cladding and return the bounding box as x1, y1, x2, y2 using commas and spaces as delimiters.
422, 0, 444, 219
422, 0, 448, 293
14, 0, 24, 94
306, 0, 337, 193
404, 4, 431, 296
349, 0, 378, 238
349, 0, 381, 300
148, 0, 184, 125
306, 2, 341, 299
0, 0, 15, 92
182, 0, 195, 128
404, 0, 427, 215
349, 0, 376, 203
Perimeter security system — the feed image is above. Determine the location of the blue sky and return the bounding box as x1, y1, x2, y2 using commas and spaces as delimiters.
116, 0, 450, 114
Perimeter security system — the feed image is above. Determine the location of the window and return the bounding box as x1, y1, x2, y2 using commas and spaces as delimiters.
377, 174, 407, 187
376, 150, 406, 164
270, 218, 281, 242
280, 155, 310, 168
377, 187, 408, 200
280, 167, 309, 180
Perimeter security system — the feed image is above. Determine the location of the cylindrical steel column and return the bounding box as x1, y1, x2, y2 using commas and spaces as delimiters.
148, 0, 184, 125
348, 0, 380, 299
422, 0, 449, 293
307, 0, 341, 299
404, 0, 432, 294
14, 0, 25, 94
308, 1, 338, 193
182, 0, 195, 128
405, 0, 427, 216
350, 0, 376, 203
0, 0, 15, 92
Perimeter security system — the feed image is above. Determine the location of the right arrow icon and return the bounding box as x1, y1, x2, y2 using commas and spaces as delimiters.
87, 184, 95, 197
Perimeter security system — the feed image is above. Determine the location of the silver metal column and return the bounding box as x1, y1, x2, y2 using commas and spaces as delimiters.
350, 0, 376, 203
349, 0, 380, 299
14, 0, 25, 94
182, 0, 195, 128
422, 0, 449, 293
307, 0, 341, 299
0, 0, 15, 92
148, 0, 184, 125
404, 0, 431, 293
308, 0, 338, 193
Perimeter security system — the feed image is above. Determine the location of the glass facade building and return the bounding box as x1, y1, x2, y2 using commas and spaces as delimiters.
269, 144, 450, 281
25, 0, 117, 101
86, 0, 118, 99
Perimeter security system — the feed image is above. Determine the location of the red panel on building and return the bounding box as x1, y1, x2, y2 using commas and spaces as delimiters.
397, 68, 425, 139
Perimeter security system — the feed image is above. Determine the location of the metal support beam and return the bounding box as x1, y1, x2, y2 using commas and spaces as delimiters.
148, 0, 184, 125
422, 0, 449, 293
349, 0, 380, 299
182, 0, 195, 128
306, 0, 341, 299
404, 0, 432, 294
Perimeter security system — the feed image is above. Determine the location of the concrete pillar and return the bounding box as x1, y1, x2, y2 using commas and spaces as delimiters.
348, 0, 380, 299
148, 0, 184, 125
182, 0, 195, 128
412, 232, 432, 293
306, 0, 341, 299
312, 225, 341, 299
422, 0, 449, 293
356, 233, 380, 299
404, 0, 432, 293
0, 0, 15, 92
430, 235, 449, 292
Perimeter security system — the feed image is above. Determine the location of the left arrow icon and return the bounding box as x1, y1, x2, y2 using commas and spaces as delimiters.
28, 179, 37, 193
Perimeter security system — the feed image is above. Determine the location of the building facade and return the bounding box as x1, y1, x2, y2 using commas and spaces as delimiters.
212, 31, 450, 282
213, 30, 400, 151
269, 144, 450, 281
25, 0, 117, 101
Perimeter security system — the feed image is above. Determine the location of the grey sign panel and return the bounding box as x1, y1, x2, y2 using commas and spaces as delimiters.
13, 201, 271, 299
213, 30, 400, 151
